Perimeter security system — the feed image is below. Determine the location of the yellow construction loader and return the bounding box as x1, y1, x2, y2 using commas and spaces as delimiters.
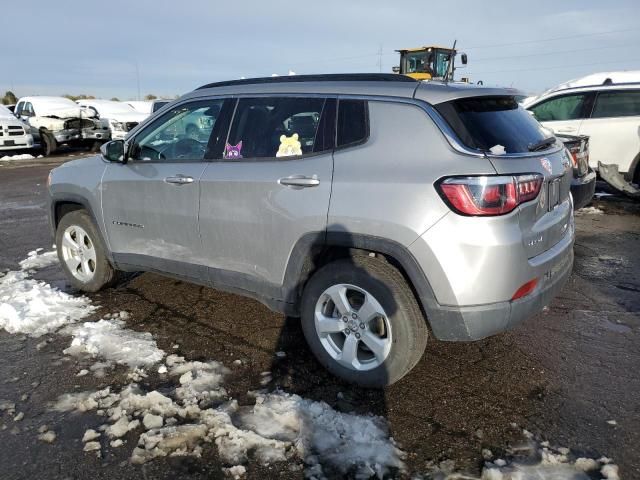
393, 44, 467, 81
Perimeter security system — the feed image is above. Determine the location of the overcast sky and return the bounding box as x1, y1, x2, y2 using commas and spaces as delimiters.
2, 0, 639, 100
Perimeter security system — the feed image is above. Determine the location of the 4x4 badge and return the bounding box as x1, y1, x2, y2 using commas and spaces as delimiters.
541, 157, 552, 175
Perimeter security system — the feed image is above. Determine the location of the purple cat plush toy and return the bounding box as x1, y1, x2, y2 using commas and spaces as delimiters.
224, 141, 243, 159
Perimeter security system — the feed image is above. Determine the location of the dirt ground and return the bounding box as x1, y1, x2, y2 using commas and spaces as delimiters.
0, 157, 638, 479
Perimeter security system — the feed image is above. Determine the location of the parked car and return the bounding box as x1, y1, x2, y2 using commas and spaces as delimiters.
0, 104, 34, 153
556, 134, 595, 209
125, 101, 153, 115
15, 96, 110, 155
76, 99, 148, 141
48, 74, 575, 387
523, 73, 640, 188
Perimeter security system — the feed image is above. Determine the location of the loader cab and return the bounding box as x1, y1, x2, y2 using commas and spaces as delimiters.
395, 46, 464, 81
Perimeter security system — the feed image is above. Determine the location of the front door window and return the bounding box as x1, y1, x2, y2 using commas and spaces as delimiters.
130, 100, 224, 162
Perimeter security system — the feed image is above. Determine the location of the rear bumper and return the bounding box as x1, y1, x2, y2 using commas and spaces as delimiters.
426, 228, 574, 341
571, 170, 596, 210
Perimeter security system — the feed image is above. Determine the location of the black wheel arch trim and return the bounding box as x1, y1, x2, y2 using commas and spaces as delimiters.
49, 193, 114, 263
324, 232, 441, 316
282, 231, 442, 324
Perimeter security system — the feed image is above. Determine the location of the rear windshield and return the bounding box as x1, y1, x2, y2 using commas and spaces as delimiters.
435, 96, 550, 154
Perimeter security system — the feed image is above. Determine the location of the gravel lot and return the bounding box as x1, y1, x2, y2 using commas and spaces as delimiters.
0, 155, 638, 479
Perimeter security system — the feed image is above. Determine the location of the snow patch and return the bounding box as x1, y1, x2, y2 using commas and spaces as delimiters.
54, 355, 404, 477
476, 441, 619, 480
19, 248, 58, 271
0, 153, 35, 161
575, 206, 604, 216
64, 318, 165, 371
0, 270, 96, 337
82, 429, 100, 442
38, 431, 56, 443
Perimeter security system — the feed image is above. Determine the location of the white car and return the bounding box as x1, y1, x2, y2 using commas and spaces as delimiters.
125, 101, 153, 115
15, 96, 109, 155
523, 72, 640, 186
0, 104, 34, 153
76, 99, 148, 140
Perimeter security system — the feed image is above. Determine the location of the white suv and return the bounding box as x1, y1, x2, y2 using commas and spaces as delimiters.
0, 104, 34, 154
524, 73, 640, 185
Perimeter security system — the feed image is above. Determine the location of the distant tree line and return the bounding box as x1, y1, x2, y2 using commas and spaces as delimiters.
1, 91, 17, 105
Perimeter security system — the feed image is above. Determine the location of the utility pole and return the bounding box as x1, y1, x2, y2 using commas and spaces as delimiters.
135, 61, 141, 101
377, 44, 383, 73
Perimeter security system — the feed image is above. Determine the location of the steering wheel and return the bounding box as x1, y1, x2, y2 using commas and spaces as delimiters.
173, 137, 205, 158
138, 145, 166, 161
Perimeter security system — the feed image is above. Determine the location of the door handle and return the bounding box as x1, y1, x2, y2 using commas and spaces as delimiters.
557, 127, 577, 133
164, 175, 194, 185
278, 175, 320, 189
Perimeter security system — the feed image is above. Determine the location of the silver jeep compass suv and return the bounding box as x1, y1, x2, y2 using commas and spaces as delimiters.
48, 74, 574, 387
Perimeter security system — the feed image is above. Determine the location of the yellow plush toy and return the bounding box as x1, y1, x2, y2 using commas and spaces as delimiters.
276, 133, 302, 157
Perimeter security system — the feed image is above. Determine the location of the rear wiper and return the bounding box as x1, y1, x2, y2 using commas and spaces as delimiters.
528, 136, 556, 152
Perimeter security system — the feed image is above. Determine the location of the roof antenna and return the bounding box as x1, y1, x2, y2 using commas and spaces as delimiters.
444, 40, 457, 83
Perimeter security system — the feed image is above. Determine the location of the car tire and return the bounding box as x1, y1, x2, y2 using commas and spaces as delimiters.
88, 140, 102, 153
55, 210, 119, 292
41, 131, 57, 156
301, 255, 428, 388
633, 153, 640, 185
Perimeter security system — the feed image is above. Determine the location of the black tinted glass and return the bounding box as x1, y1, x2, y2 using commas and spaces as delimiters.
337, 100, 368, 147
529, 94, 588, 122
227, 97, 326, 159
131, 100, 224, 162
152, 101, 169, 113
592, 91, 640, 118
436, 96, 549, 154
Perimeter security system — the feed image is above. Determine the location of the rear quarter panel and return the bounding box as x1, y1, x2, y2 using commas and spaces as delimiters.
328, 100, 496, 246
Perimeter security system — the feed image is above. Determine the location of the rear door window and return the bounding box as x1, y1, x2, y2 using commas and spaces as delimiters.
436, 96, 549, 154
337, 99, 368, 147
226, 97, 327, 159
529, 93, 590, 122
591, 90, 640, 118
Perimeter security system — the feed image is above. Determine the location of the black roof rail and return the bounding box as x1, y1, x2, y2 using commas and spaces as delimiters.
196, 73, 416, 90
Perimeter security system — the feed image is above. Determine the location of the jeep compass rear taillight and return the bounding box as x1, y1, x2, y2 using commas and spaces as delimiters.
438, 174, 543, 216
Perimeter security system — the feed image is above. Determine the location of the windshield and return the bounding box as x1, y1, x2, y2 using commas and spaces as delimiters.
435, 96, 551, 154
0, 104, 14, 118
404, 51, 432, 74
40, 98, 78, 109
434, 50, 451, 78
89, 102, 137, 115
152, 101, 169, 112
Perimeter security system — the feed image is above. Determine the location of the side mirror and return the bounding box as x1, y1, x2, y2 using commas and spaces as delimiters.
392, 66, 400, 73
461, 53, 468, 65
100, 140, 126, 163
